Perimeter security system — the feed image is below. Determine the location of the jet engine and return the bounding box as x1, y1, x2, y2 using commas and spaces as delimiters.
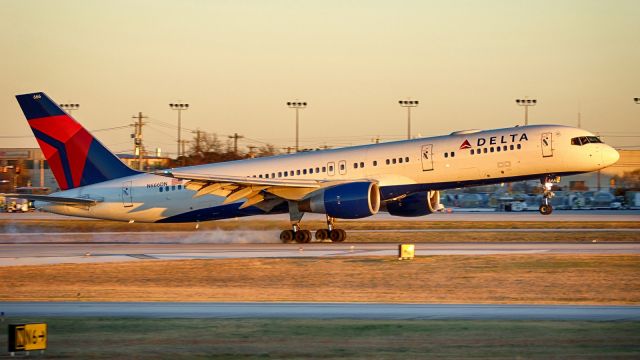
298, 181, 380, 219
384, 190, 441, 217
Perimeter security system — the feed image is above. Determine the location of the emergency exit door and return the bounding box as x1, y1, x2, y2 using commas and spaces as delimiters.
421, 144, 434, 171
541, 132, 553, 157
122, 181, 133, 207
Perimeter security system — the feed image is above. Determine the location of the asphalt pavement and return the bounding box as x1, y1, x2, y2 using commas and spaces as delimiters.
2, 302, 639, 321
1, 241, 639, 266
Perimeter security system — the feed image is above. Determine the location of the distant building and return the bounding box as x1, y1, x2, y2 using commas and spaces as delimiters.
0, 148, 171, 192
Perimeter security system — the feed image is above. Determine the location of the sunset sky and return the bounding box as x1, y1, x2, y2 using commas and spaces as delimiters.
1, 0, 639, 155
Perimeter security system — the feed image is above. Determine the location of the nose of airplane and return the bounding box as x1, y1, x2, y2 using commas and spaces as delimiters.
602, 146, 620, 167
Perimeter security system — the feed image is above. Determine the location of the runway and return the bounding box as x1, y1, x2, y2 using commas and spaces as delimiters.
2, 302, 639, 321
1, 241, 639, 266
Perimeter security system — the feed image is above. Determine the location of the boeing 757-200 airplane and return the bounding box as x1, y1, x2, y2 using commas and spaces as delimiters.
5, 92, 619, 243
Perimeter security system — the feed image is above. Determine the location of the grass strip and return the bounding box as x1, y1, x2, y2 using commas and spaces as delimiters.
0, 317, 638, 359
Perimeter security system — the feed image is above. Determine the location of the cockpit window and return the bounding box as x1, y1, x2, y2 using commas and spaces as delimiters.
571, 136, 602, 146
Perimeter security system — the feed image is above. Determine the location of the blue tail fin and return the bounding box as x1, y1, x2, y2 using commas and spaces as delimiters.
15, 92, 138, 190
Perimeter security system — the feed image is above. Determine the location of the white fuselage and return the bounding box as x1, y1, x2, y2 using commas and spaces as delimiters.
39, 124, 619, 222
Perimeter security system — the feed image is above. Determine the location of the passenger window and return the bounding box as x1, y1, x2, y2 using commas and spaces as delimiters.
483, 148, 488, 153
172, 185, 176, 191
315, 167, 320, 173
517, 144, 522, 149
405, 157, 409, 162
490, 147, 494, 153
354, 163, 358, 169
496, 146, 501, 152
386, 159, 390, 165
303, 169, 307, 175
373, 160, 377, 166
297, 170, 301, 175
451, 152, 455, 157
340, 163, 345, 170
178, 185, 182, 190
392, 158, 397, 164
328, 166, 333, 172
322, 166, 326, 172
278, 172, 282, 177
360, 162, 364, 168
503, 145, 508, 151
165, 186, 170, 192
159, 187, 163, 192
284, 172, 288, 177
444, 152, 449, 158
399, 158, 403, 163
309, 168, 313, 174
471, 149, 475, 155
509, 145, 514, 150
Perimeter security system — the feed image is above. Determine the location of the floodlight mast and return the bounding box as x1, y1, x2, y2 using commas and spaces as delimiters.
399, 100, 419, 140
287, 101, 307, 152
515, 98, 537, 126
169, 102, 189, 159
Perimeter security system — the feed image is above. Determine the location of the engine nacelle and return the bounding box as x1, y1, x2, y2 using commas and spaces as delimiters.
385, 190, 441, 217
298, 181, 380, 219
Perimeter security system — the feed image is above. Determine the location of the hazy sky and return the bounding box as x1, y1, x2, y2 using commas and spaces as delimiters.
1, 0, 639, 155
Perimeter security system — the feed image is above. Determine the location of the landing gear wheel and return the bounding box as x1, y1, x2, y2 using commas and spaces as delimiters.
539, 204, 553, 215
295, 230, 312, 243
315, 229, 329, 241
329, 229, 347, 242
280, 230, 294, 243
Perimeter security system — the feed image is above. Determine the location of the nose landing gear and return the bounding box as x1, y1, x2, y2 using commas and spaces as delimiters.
539, 176, 560, 215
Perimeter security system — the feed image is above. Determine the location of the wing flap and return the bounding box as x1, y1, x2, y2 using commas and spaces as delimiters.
156, 170, 376, 206
161, 171, 322, 188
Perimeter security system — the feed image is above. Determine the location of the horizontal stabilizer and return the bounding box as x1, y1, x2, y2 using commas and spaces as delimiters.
1, 193, 100, 205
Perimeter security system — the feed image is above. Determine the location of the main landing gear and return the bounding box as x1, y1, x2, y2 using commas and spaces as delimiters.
539, 176, 560, 215
278, 210, 347, 243
314, 216, 346, 242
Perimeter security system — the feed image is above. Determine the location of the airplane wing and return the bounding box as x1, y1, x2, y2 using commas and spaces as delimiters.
158, 170, 359, 209
1, 194, 99, 206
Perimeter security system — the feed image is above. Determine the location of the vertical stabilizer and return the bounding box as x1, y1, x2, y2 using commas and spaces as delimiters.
15, 92, 138, 190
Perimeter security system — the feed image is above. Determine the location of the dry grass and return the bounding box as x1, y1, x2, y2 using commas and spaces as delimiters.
1, 255, 638, 304
2, 219, 639, 244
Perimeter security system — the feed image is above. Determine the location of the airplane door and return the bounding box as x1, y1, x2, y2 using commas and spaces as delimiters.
541, 132, 553, 157
338, 160, 347, 175
122, 181, 133, 207
327, 162, 335, 176
421, 144, 434, 171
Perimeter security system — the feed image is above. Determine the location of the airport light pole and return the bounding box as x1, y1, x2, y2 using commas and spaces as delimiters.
399, 100, 419, 140
287, 101, 307, 152
515, 98, 537, 126
59, 103, 80, 114
169, 102, 189, 159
